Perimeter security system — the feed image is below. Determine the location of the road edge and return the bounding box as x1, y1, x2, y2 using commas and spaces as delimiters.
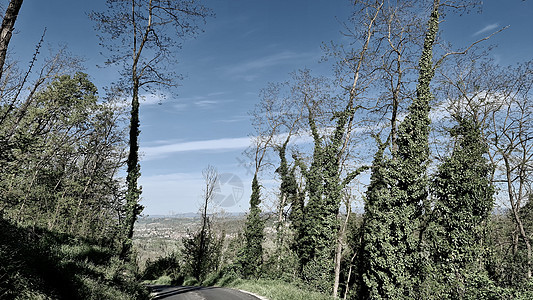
235, 288, 270, 300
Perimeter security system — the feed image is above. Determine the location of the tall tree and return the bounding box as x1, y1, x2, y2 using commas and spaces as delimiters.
90, 0, 212, 260
287, 0, 383, 295
439, 54, 533, 286
427, 115, 494, 298
487, 64, 533, 281
360, 0, 440, 297
240, 172, 264, 279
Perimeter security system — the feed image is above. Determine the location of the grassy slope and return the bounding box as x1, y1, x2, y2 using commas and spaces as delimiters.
221, 278, 336, 300
0, 218, 149, 299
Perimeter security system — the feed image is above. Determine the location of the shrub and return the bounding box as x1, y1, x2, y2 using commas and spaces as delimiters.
142, 252, 181, 281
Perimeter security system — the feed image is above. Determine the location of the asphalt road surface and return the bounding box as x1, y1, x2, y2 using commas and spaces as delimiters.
148, 285, 263, 300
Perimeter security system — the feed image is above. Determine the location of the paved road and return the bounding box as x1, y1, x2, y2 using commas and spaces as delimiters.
148, 285, 263, 300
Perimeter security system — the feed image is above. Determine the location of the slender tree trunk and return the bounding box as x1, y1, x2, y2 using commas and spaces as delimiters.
343, 242, 360, 300
120, 0, 154, 262
504, 154, 532, 278
333, 231, 343, 298
275, 193, 287, 272
120, 77, 142, 260
333, 206, 351, 298
0, 0, 23, 81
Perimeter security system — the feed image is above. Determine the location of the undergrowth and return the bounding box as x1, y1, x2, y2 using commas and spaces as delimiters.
0, 218, 149, 299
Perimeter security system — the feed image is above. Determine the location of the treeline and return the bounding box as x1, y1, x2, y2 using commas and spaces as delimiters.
227, 0, 533, 299
0, 0, 211, 299
0, 69, 128, 240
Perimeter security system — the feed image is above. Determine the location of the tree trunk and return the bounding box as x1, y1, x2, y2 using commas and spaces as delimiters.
333, 207, 351, 298
0, 0, 23, 81
333, 233, 343, 298
120, 77, 142, 260
504, 154, 532, 278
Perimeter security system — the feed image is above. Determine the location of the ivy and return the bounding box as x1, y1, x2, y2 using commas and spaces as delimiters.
424, 116, 495, 298
239, 174, 265, 279
360, 2, 440, 298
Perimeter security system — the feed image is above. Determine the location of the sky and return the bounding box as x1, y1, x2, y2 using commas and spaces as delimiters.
8, 0, 533, 216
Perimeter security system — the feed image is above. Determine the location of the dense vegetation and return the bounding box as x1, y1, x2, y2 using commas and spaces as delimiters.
1, 0, 532, 299
0, 0, 210, 298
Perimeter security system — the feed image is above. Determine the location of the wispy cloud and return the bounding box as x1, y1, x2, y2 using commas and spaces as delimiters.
141, 137, 253, 160
223, 51, 315, 81
215, 115, 249, 123
227, 51, 299, 74
175, 92, 229, 109
473, 23, 499, 37
141, 124, 369, 161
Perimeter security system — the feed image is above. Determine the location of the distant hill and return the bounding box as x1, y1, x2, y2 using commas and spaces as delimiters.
139, 211, 248, 220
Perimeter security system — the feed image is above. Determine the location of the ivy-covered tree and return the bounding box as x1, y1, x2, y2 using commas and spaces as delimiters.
90, 0, 212, 261
292, 68, 369, 294
360, 0, 440, 298
239, 173, 264, 279
425, 116, 494, 298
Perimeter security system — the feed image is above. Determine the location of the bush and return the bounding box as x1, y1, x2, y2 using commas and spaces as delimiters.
141, 252, 181, 282
152, 275, 173, 285
183, 276, 199, 286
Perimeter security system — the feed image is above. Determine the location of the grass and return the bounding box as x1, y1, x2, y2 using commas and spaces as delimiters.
221, 278, 336, 300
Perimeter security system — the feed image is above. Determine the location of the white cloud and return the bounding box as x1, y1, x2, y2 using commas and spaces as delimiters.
140, 124, 369, 162
174, 92, 229, 109
473, 23, 499, 37
141, 136, 253, 160
194, 100, 220, 108
215, 115, 249, 123
223, 50, 316, 81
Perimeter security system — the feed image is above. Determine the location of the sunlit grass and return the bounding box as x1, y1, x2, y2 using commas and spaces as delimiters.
223, 278, 335, 300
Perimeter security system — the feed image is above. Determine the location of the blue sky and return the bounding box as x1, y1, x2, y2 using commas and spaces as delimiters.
9, 0, 533, 215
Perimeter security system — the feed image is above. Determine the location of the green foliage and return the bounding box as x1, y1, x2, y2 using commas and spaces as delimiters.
423, 116, 495, 298
183, 276, 199, 286
239, 174, 265, 278
141, 252, 182, 283
359, 142, 406, 299
359, 3, 440, 298
301, 256, 335, 294
0, 72, 127, 241
222, 278, 337, 300
291, 70, 368, 292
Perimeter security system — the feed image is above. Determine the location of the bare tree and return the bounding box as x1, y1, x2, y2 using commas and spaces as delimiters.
440, 52, 533, 283
488, 65, 533, 280
181, 165, 223, 281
